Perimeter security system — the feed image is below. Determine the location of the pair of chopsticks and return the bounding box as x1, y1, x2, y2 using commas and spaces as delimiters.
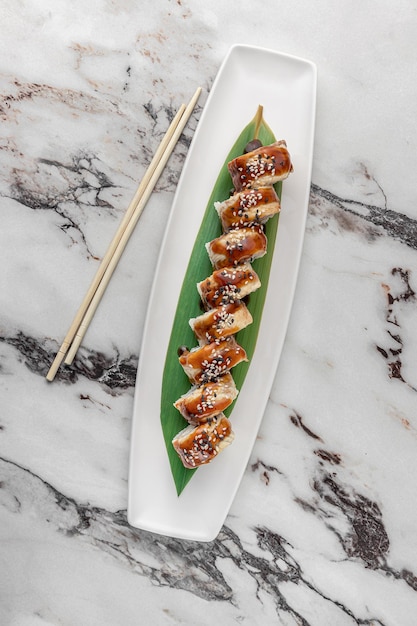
46, 87, 202, 382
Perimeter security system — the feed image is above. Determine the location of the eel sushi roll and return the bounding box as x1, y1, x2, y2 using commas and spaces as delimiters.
174, 372, 238, 424
206, 226, 267, 269
179, 337, 247, 384
197, 263, 261, 309
189, 301, 253, 345
227, 140, 293, 191
215, 186, 280, 231
172, 413, 234, 469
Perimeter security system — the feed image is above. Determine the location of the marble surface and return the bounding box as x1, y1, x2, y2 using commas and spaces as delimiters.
1, 1, 417, 624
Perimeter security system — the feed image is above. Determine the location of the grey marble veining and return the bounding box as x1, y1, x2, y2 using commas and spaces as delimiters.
4, 452, 415, 625
1, 1, 417, 625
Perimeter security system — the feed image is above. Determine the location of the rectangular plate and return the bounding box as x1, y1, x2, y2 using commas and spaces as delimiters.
128, 45, 317, 541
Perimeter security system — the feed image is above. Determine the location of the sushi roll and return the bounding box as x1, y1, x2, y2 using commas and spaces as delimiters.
179, 337, 247, 383
189, 301, 253, 345
197, 263, 261, 309
174, 372, 238, 424
206, 226, 267, 269
215, 187, 280, 231
227, 140, 293, 191
172, 413, 234, 469
171, 137, 295, 470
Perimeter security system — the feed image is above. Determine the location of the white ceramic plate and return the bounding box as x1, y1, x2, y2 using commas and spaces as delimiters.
128, 45, 317, 541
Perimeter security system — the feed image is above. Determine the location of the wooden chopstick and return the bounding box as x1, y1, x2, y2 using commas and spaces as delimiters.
46, 87, 202, 381
45, 103, 186, 382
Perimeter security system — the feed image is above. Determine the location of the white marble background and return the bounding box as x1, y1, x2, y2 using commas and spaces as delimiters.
1, 1, 417, 625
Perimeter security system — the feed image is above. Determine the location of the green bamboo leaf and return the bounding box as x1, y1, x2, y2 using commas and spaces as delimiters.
161, 107, 280, 495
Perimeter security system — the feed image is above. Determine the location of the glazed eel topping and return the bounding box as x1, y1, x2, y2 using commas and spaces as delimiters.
172, 139, 293, 469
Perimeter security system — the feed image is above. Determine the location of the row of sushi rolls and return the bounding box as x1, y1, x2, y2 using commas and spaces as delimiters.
172, 138, 294, 469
